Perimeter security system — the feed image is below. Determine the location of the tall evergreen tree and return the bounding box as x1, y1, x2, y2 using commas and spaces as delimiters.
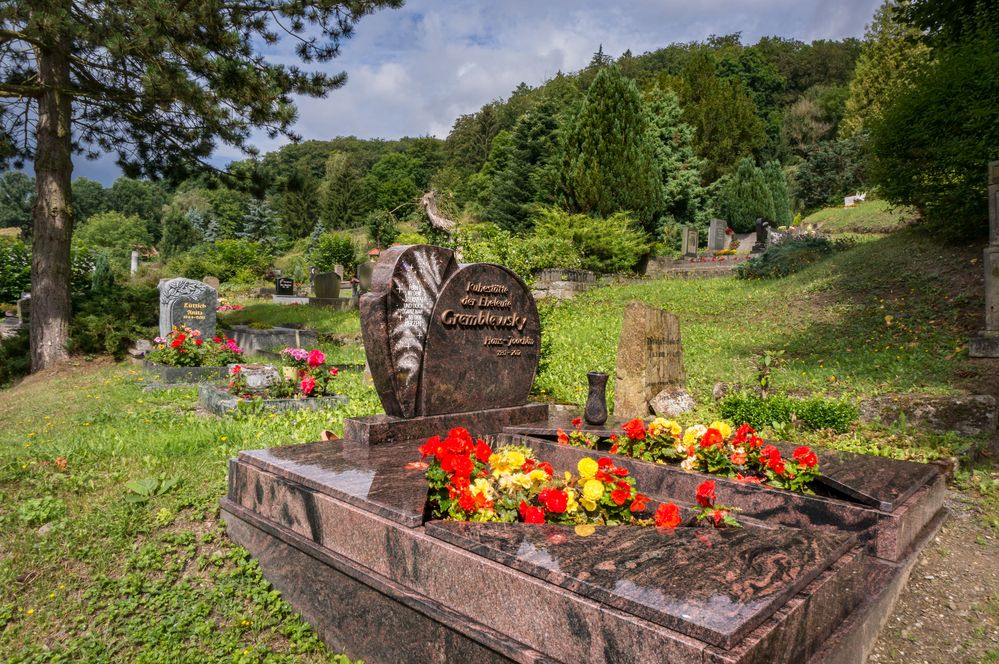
319, 151, 370, 230
238, 200, 282, 246
644, 86, 708, 230
761, 161, 792, 226
717, 159, 776, 232
0, 0, 401, 370
558, 66, 662, 231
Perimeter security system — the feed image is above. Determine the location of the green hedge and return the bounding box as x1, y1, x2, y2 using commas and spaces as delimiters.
720, 392, 858, 433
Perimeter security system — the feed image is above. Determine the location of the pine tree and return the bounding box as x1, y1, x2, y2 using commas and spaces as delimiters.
644, 86, 709, 231
761, 161, 792, 226
717, 159, 776, 232
160, 211, 197, 259
238, 200, 282, 246
558, 66, 663, 231
90, 252, 115, 293
319, 151, 370, 230
0, 0, 401, 370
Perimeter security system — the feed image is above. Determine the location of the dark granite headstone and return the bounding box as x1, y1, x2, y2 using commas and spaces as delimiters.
753, 218, 771, 253
360, 244, 540, 419
313, 272, 341, 299
158, 277, 217, 338
419, 262, 540, 416
275, 277, 294, 296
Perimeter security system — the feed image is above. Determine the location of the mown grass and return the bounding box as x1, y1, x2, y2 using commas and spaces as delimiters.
801, 199, 917, 234
1, 214, 996, 659
219, 304, 360, 336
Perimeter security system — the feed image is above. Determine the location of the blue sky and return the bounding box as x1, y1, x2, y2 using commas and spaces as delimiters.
77, 0, 882, 183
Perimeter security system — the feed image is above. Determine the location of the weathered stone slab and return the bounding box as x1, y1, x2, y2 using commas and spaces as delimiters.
682, 225, 699, 257
313, 272, 341, 299
709, 218, 727, 251
157, 277, 217, 338
198, 384, 348, 416
614, 301, 685, 419
650, 386, 696, 417
359, 244, 458, 418
419, 262, 540, 415
860, 393, 997, 435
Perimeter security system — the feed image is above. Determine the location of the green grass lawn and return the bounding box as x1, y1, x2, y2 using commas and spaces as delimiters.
801, 199, 917, 234
219, 303, 361, 336
1, 221, 996, 660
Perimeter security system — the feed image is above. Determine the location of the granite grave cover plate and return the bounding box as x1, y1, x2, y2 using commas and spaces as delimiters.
237, 439, 429, 527
426, 520, 855, 648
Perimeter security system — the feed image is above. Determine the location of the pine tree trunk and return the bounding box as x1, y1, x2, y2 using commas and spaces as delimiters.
30, 37, 74, 371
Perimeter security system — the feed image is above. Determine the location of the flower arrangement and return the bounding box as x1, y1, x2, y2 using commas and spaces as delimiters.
556, 417, 599, 449
226, 347, 339, 399
615, 419, 821, 494
419, 428, 740, 529
148, 326, 243, 367
216, 304, 244, 312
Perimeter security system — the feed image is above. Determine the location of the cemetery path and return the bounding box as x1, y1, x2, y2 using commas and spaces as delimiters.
871, 489, 999, 663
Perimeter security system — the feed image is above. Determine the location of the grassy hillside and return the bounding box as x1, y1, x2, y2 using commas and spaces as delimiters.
801, 200, 917, 234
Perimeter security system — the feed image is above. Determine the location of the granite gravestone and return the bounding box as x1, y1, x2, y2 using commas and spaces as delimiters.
313, 272, 341, 299
275, 277, 294, 296
614, 301, 687, 419
158, 278, 217, 338
752, 218, 770, 253
708, 219, 727, 252
681, 226, 699, 257
360, 245, 540, 419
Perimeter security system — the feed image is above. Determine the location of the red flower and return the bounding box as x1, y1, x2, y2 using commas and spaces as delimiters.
695, 480, 716, 507
793, 446, 818, 468
329, 367, 339, 376
630, 493, 650, 512
597, 457, 613, 470
194, 338, 204, 346
615, 479, 631, 490
700, 428, 724, 448
474, 440, 492, 464
441, 453, 473, 478
760, 445, 784, 472
712, 509, 725, 527
539, 488, 568, 513
609, 444, 619, 454
300, 376, 316, 395
611, 488, 630, 506
747, 435, 764, 449
556, 428, 569, 445
571, 417, 582, 427
655, 502, 682, 528
212, 336, 222, 343
521, 459, 536, 472
458, 492, 476, 512
622, 418, 646, 440
170, 339, 183, 348
176, 334, 186, 342
595, 470, 613, 483
419, 435, 443, 458
449, 427, 472, 442
730, 449, 747, 466
537, 462, 554, 476
733, 423, 754, 445
519, 500, 545, 524
612, 466, 629, 477
231, 365, 242, 374
307, 349, 326, 368
735, 473, 763, 484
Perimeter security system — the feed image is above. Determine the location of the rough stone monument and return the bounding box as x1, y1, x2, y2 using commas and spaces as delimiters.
681, 225, 699, 257
614, 301, 690, 419
203, 275, 221, 291
708, 218, 728, 252
970, 161, 999, 357
356, 260, 375, 294
158, 277, 217, 338
313, 272, 341, 300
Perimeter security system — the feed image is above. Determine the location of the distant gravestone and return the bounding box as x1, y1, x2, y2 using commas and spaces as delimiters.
203, 276, 220, 290
752, 218, 770, 253
360, 245, 540, 418
16, 295, 30, 323
158, 278, 217, 338
681, 226, 699, 257
356, 261, 375, 293
614, 301, 687, 419
708, 219, 727, 252
313, 272, 341, 299
334, 264, 345, 279
275, 277, 294, 296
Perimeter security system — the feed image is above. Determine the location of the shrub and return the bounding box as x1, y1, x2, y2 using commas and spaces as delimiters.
0, 237, 30, 304
720, 392, 858, 433
736, 235, 852, 280
168, 239, 272, 283
307, 233, 357, 276
0, 330, 30, 386
69, 285, 158, 358
716, 159, 776, 233
73, 211, 151, 270
365, 209, 400, 248
532, 207, 650, 274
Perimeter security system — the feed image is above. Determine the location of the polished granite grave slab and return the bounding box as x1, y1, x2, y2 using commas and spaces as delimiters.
345, 402, 549, 445
426, 520, 855, 649
235, 439, 429, 526
503, 417, 942, 515
504, 434, 945, 561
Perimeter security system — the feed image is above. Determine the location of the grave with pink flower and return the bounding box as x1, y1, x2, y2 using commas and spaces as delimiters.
220, 244, 947, 663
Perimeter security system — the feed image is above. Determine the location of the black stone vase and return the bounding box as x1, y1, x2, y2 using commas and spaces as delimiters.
584, 371, 609, 425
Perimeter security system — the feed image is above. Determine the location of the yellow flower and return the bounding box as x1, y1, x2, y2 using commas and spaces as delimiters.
529, 468, 549, 484
682, 424, 706, 447
574, 524, 595, 537
499, 473, 532, 492
582, 479, 604, 503
709, 421, 732, 439
471, 478, 493, 500
577, 457, 598, 479
565, 489, 578, 513
648, 418, 682, 439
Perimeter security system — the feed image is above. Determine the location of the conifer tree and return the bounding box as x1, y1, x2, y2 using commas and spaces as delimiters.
717, 159, 776, 232
558, 66, 662, 231
761, 161, 792, 226
238, 200, 282, 247
644, 86, 708, 230
319, 151, 370, 230
0, 0, 401, 370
